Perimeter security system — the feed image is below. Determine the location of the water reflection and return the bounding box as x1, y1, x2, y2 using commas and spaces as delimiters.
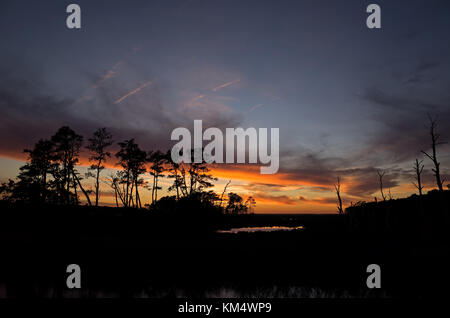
217, 226, 303, 234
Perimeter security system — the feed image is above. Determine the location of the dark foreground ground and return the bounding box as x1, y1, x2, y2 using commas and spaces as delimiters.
0, 202, 449, 298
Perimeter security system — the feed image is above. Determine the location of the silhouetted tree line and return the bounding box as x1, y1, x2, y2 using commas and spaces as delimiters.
335, 116, 450, 237
336, 115, 450, 236
0, 126, 255, 215
335, 114, 449, 214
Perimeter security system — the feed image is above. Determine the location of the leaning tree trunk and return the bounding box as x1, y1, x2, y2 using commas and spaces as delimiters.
72, 171, 92, 206
95, 162, 101, 206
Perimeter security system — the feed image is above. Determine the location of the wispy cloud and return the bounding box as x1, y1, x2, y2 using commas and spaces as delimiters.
298, 196, 338, 206
114, 81, 153, 104
254, 193, 297, 205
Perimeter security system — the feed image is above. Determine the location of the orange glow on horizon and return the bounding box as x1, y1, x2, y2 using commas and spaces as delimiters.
0, 153, 421, 214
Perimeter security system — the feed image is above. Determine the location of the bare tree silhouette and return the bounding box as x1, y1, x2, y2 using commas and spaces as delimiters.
421, 114, 446, 191
377, 169, 387, 201
413, 158, 425, 196
220, 180, 231, 208
388, 188, 393, 200
334, 177, 344, 214
86, 128, 113, 206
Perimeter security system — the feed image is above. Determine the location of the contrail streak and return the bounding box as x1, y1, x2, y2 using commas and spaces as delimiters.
191, 94, 205, 102
93, 61, 122, 88
249, 103, 263, 112
114, 81, 152, 104
212, 78, 240, 92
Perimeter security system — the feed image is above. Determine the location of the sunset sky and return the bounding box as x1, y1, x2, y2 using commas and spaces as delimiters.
1, 0, 450, 213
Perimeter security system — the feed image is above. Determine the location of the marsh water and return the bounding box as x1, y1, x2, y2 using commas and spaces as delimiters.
217, 225, 304, 234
